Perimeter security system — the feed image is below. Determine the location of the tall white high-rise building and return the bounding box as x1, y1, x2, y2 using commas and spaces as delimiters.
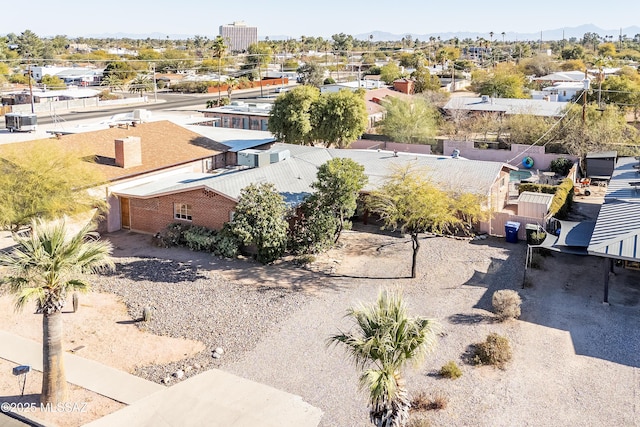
219, 21, 258, 53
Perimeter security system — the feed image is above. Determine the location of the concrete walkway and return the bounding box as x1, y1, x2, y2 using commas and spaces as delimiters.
0, 330, 163, 405
84, 369, 323, 427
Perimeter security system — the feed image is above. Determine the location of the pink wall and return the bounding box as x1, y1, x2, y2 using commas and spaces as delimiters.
350, 140, 432, 155
444, 140, 579, 171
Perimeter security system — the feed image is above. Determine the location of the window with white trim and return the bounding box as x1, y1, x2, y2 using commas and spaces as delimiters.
174, 203, 192, 221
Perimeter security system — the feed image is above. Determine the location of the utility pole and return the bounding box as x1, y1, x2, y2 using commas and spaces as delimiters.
27, 56, 35, 114
582, 69, 589, 125
151, 63, 157, 103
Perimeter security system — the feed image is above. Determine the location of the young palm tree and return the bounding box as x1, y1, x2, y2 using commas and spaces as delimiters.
225, 77, 238, 99
329, 290, 438, 427
0, 219, 114, 405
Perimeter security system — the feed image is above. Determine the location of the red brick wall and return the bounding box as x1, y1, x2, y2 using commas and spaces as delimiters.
128, 189, 237, 234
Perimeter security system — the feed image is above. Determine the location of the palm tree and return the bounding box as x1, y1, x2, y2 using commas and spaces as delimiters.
0, 219, 114, 405
329, 290, 438, 427
128, 75, 153, 96
100, 74, 124, 92
225, 76, 238, 99
212, 36, 227, 104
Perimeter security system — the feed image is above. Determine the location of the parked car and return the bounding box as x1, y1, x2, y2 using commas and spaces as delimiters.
275, 87, 288, 93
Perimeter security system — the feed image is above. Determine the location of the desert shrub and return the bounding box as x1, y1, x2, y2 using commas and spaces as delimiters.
439, 360, 462, 379
492, 290, 522, 321
294, 254, 316, 265
212, 223, 240, 258
549, 157, 574, 177
183, 225, 217, 252
411, 391, 448, 412
155, 222, 192, 247
474, 333, 512, 368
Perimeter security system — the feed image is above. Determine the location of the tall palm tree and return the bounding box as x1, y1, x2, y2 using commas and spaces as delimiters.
212, 36, 227, 105
0, 219, 114, 405
329, 291, 438, 427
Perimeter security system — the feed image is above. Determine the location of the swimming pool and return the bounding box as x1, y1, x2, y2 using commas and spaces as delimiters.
510, 170, 534, 182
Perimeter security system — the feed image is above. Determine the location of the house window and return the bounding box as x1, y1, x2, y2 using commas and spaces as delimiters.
251, 119, 259, 128
232, 117, 241, 127
174, 203, 192, 221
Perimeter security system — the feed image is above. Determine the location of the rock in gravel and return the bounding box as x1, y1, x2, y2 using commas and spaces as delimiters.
193, 363, 201, 370
214, 347, 224, 356
173, 370, 184, 379
162, 376, 171, 384
212, 352, 221, 359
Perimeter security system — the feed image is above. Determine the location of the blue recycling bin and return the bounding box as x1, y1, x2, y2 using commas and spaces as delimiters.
505, 221, 521, 243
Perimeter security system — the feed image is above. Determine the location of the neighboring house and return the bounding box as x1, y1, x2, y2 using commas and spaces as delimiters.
393, 78, 414, 94
531, 81, 584, 102
112, 143, 514, 236
534, 71, 593, 84
320, 80, 387, 94
200, 102, 271, 131
443, 96, 569, 117
0, 121, 233, 233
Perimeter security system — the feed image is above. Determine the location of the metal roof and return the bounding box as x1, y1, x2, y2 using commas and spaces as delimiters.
586, 151, 617, 159
588, 200, 640, 261
604, 157, 640, 202
443, 97, 568, 117
181, 125, 276, 152
587, 157, 640, 261
517, 191, 554, 206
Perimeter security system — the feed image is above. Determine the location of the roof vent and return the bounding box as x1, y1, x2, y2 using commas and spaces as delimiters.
481, 95, 490, 103
452, 149, 460, 159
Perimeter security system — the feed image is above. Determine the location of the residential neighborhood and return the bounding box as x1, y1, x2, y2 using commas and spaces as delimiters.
1, 10, 640, 427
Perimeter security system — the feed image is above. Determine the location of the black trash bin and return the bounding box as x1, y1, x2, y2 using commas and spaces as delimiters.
525, 224, 539, 244
505, 221, 521, 243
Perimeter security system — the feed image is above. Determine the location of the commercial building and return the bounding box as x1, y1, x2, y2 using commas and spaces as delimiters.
219, 21, 257, 53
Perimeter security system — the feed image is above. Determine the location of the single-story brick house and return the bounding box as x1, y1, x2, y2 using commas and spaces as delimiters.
0, 120, 276, 233
112, 144, 515, 235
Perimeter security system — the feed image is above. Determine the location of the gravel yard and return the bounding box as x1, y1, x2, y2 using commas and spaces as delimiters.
3, 195, 639, 427
95, 225, 640, 427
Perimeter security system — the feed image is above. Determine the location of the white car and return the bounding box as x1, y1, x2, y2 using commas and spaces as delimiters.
274, 87, 288, 93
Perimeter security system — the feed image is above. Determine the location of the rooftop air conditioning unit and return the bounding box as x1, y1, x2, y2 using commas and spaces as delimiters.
481, 95, 490, 103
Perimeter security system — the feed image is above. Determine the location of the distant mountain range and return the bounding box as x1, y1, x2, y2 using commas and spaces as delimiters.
85, 24, 640, 42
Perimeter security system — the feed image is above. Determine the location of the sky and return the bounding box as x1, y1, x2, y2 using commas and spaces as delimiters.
4, 0, 640, 40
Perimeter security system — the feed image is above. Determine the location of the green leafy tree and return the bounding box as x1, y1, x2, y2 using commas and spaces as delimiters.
380, 97, 439, 144
311, 158, 368, 242
297, 62, 325, 87
0, 141, 106, 231
328, 290, 438, 427
505, 114, 554, 145
367, 166, 485, 278
519, 54, 557, 77
103, 61, 137, 81
41, 75, 66, 90
311, 89, 368, 148
268, 85, 320, 145
289, 195, 338, 254
411, 64, 441, 94
17, 29, 44, 58
380, 62, 402, 85
0, 219, 114, 405
230, 183, 288, 264
331, 33, 354, 55
472, 63, 526, 98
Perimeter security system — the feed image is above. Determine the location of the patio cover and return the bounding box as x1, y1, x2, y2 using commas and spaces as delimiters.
529, 220, 596, 255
